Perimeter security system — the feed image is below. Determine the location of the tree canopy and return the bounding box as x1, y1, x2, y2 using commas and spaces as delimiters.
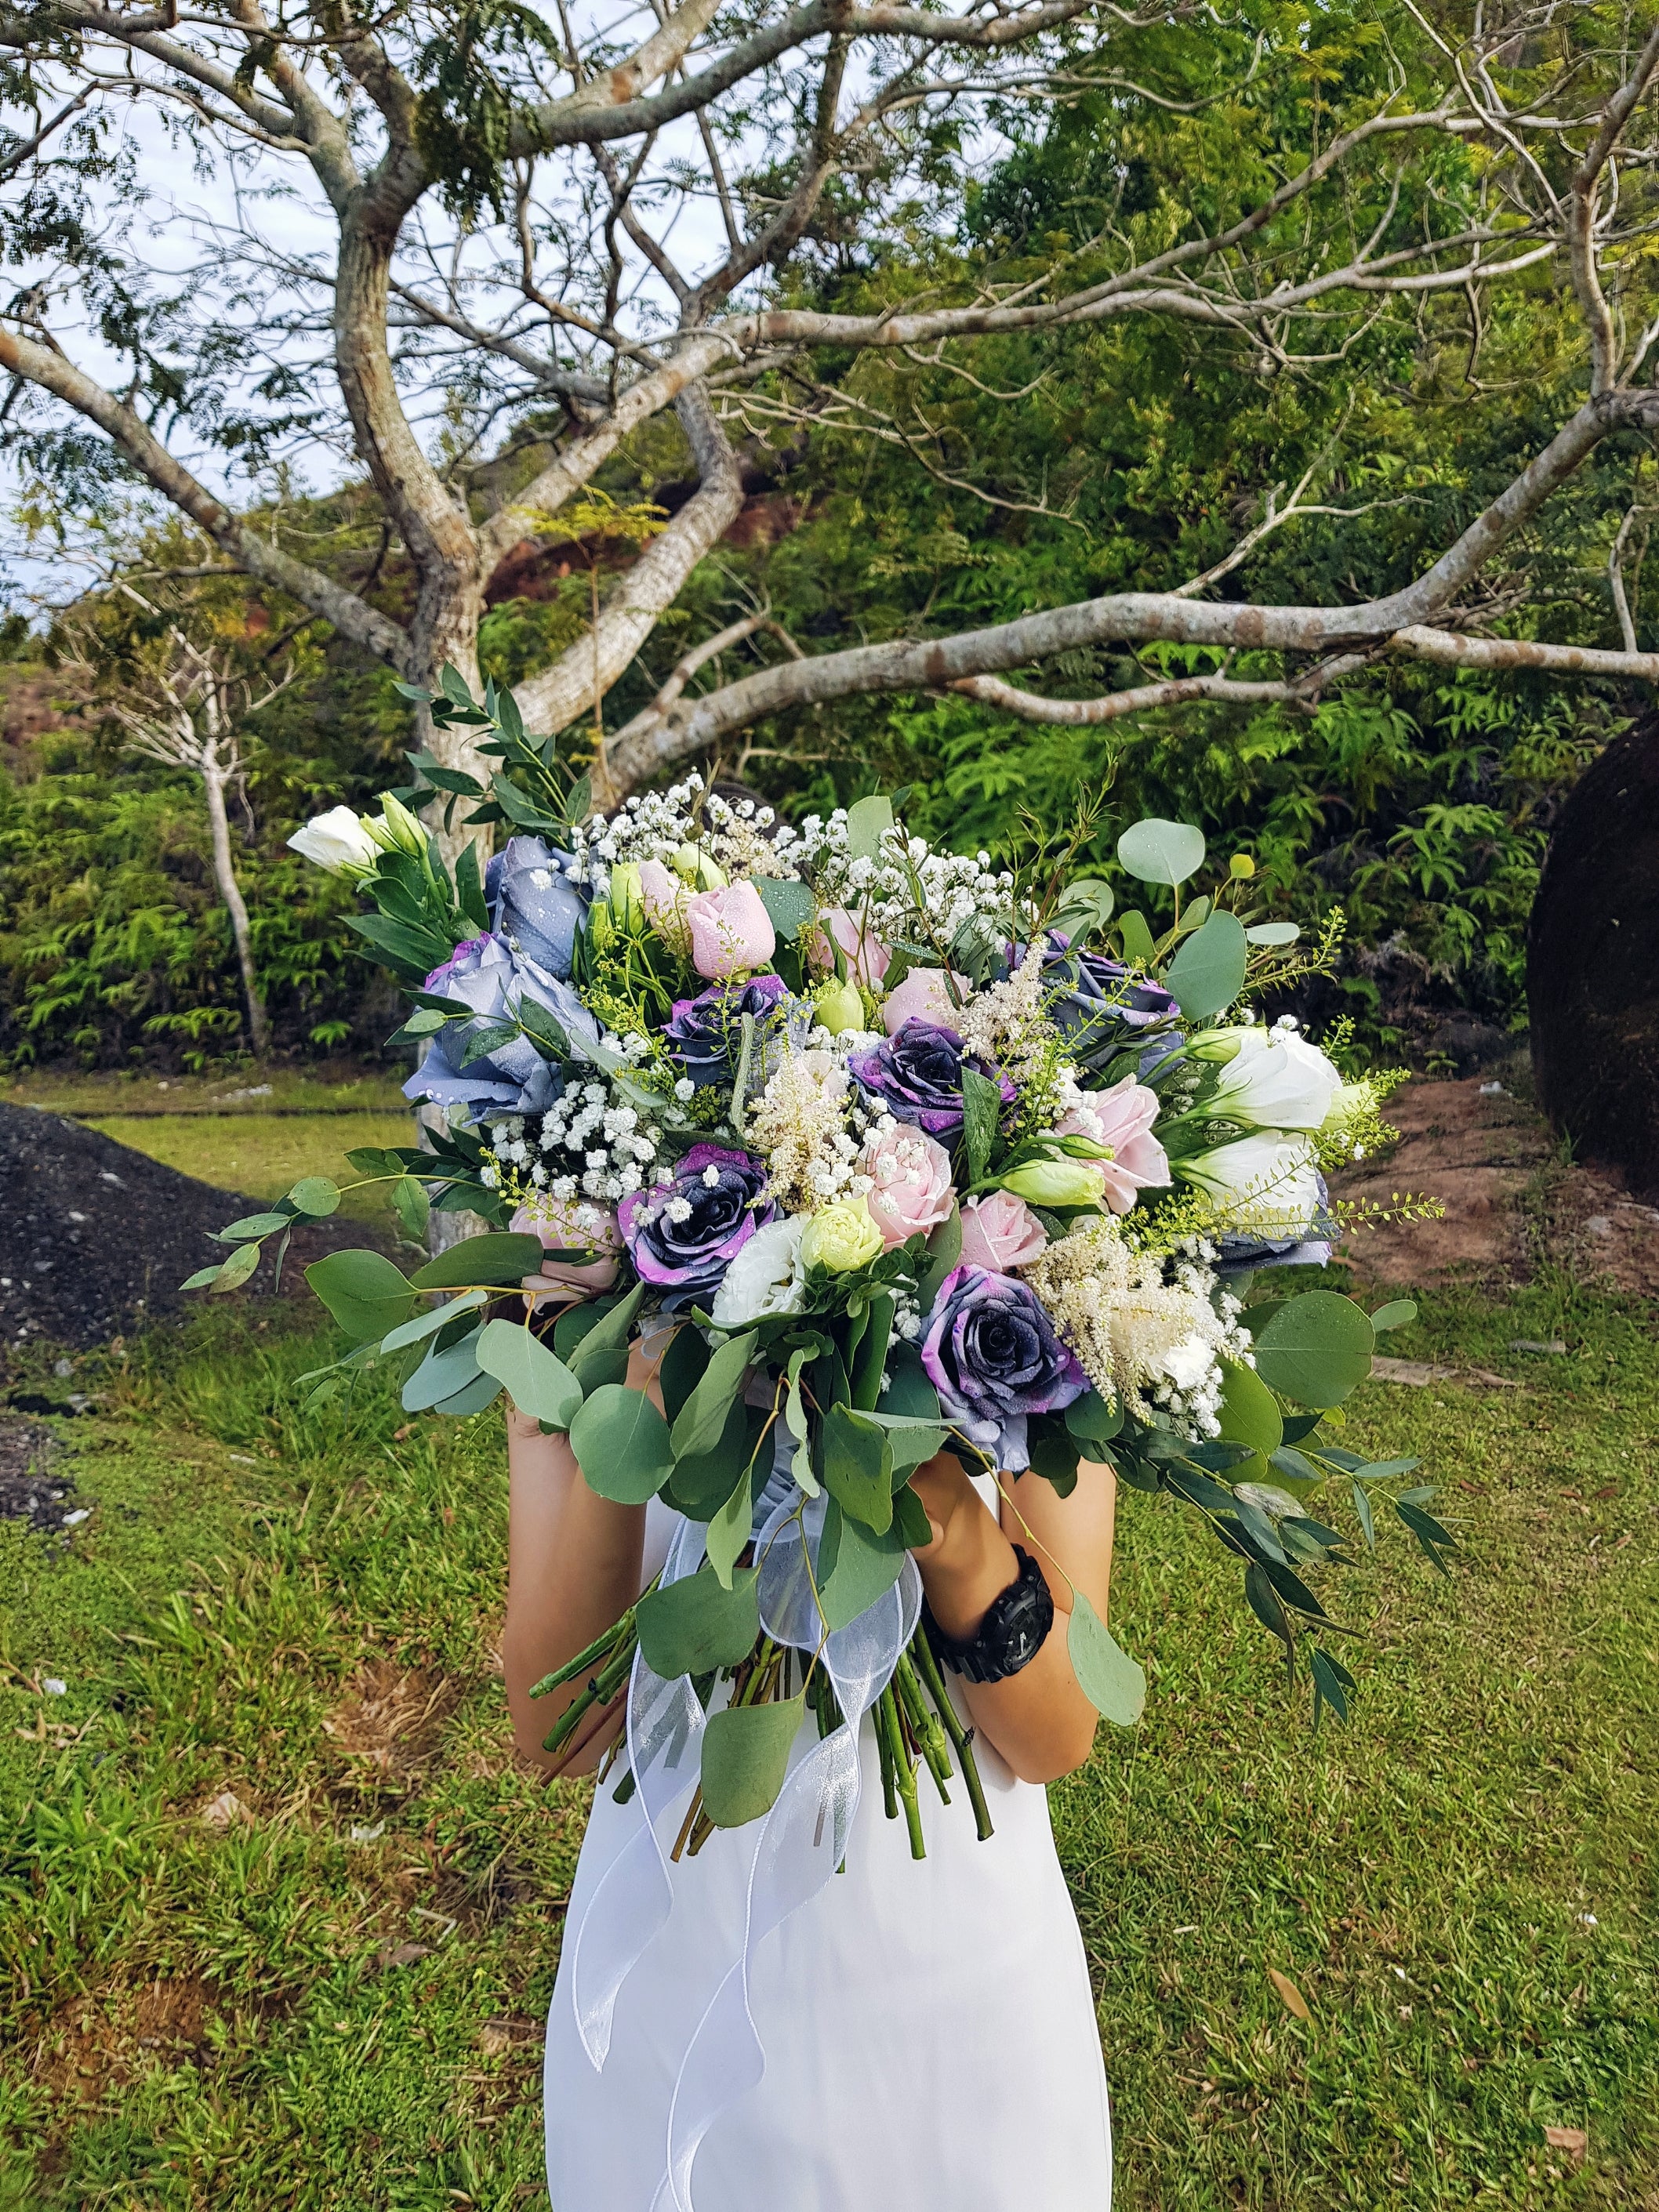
2, 0, 1658, 818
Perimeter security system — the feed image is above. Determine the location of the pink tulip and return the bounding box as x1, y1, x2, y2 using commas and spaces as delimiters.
860, 1126, 956, 1248
637, 858, 683, 933
1057, 1075, 1171, 1213
512, 1197, 622, 1295
686, 879, 777, 979
880, 967, 970, 1035
958, 1189, 1048, 1272
808, 905, 891, 987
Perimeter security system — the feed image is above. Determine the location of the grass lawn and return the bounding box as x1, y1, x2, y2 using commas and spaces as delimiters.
76, 1114, 419, 1220
2, 1278, 1655, 2210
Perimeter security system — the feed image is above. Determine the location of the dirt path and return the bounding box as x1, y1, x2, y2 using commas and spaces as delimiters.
1331, 1072, 1659, 1295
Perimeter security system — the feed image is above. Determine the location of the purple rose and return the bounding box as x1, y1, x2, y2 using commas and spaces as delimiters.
920, 1264, 1087, 1472
1040, 936, 1179, 1073
404, 933, 598, 1120
665, 974, 790, 1089
848, 1019, 1014, 1137
616, 1143, 776, 1310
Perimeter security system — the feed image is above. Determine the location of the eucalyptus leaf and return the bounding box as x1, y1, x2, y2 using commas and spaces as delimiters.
1251, 1291, 1375, 1409
699, 1695, 805, 1827
670, 1330, 757, 1460
1117, 818, 1205, 887
409, 1232, 544, 1291
1065, 1389, 1124, 1449
288, 1176, 341, 1218
434, 1368, 504, 1417
216, 1210, 290, 1243
1246, 921, 1301, 947
1369, 1299, 1418, 1333
391, 1176, 430, 1243
1067, 1590, 1145, 1724
402, 1328, 486, 1412
1165, 910, 1248, 1020
753, 876, 818, 941
1116, 909, 1156, 966
822, 1402, 894, 1533
706, 1463, 753, 1590
845, 794, 895, 865
474, 1318, 583, 1429
569, 1384, 675, 1503
666, 1398, 758, 1521
306, 1249, 416, 1342
818, 1499, 908, 1630
636, 1566, 761, 1677
209, 1240, 263, 1293
1217, 1358, 1284, 1459
379, 1285, 488, 1354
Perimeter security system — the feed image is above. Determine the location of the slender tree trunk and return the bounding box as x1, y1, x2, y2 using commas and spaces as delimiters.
201, 761, 271, 1057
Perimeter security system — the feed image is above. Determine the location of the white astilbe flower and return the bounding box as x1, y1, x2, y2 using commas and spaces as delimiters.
745, 1044, 884, 1213
1022, 1217, 1251, 1438
954, 938, 1056, 1075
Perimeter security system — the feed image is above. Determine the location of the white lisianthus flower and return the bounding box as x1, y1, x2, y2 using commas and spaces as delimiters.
710, 1216, 808, 1327
1175, 1132, 1323, 1238
1157, 1333, 1218, 1392
1200, 1027, 1342, 1133
287, 804, 379, 876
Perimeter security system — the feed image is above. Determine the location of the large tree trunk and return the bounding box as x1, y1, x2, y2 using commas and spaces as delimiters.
201, 763, 271, 1058
1529, 717, 1659, 1196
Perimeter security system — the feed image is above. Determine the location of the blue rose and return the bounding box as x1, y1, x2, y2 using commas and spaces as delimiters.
1040, 936, 1179, 1074
665, 974, 791, 1088
488, 836, 587, 981
405, 933, 599, 1120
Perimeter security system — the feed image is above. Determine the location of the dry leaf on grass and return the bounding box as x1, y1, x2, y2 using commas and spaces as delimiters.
376, 1940, 431, 1971
1544, 2126, 1588, 2166
199, 1790, 247, 1829
1267, 1967, 1311, 2020
1369, 1358, 1460, 1386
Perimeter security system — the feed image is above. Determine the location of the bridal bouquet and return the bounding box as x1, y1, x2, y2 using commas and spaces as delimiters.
196, 675, 1448, 1858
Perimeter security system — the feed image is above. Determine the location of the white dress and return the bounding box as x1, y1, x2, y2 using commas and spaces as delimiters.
543, 1479, 1114, 2212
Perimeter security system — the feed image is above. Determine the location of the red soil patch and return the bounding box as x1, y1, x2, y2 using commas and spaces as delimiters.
30, 1976, 213, 2105
1331, 1075, 1659, 1295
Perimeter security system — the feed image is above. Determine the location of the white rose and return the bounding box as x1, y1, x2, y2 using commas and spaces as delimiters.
1201, 1027, 1341, 1133
710, 1216, 808, 1328
287, 804, 379, 876
1174, 1132, 1323, 1238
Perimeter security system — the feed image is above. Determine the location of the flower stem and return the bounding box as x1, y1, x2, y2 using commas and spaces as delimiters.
877, 1684, 926, 1860
911, 1625, 994, 1842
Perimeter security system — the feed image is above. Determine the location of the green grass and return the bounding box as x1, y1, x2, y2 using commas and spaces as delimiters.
2, 1280, 1655, 2211
78, 1112, 419, 1218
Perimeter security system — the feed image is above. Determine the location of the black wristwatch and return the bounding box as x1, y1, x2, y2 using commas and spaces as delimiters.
922, 1546, 1055, 1684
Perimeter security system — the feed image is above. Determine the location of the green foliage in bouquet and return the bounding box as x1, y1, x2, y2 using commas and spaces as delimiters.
195, 674, 1454, 1855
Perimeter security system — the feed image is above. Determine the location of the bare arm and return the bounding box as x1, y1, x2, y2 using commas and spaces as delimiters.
909, 1449, 1116, 1786
500, 1341, 663, 1775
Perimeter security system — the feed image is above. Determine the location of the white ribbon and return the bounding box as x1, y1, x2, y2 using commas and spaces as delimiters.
564, 1440, 920, 2211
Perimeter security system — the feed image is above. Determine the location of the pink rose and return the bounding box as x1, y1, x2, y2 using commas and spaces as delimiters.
685, 880, 776, 979
512, 1196, 622, 1296
637, 858, 683, 934
1057, 1075, 1171, 1213
807, 905, 891, 987
958, 1189, 1048, 1271
880, 967, 970, 1035
860, 1126, 956, 1247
